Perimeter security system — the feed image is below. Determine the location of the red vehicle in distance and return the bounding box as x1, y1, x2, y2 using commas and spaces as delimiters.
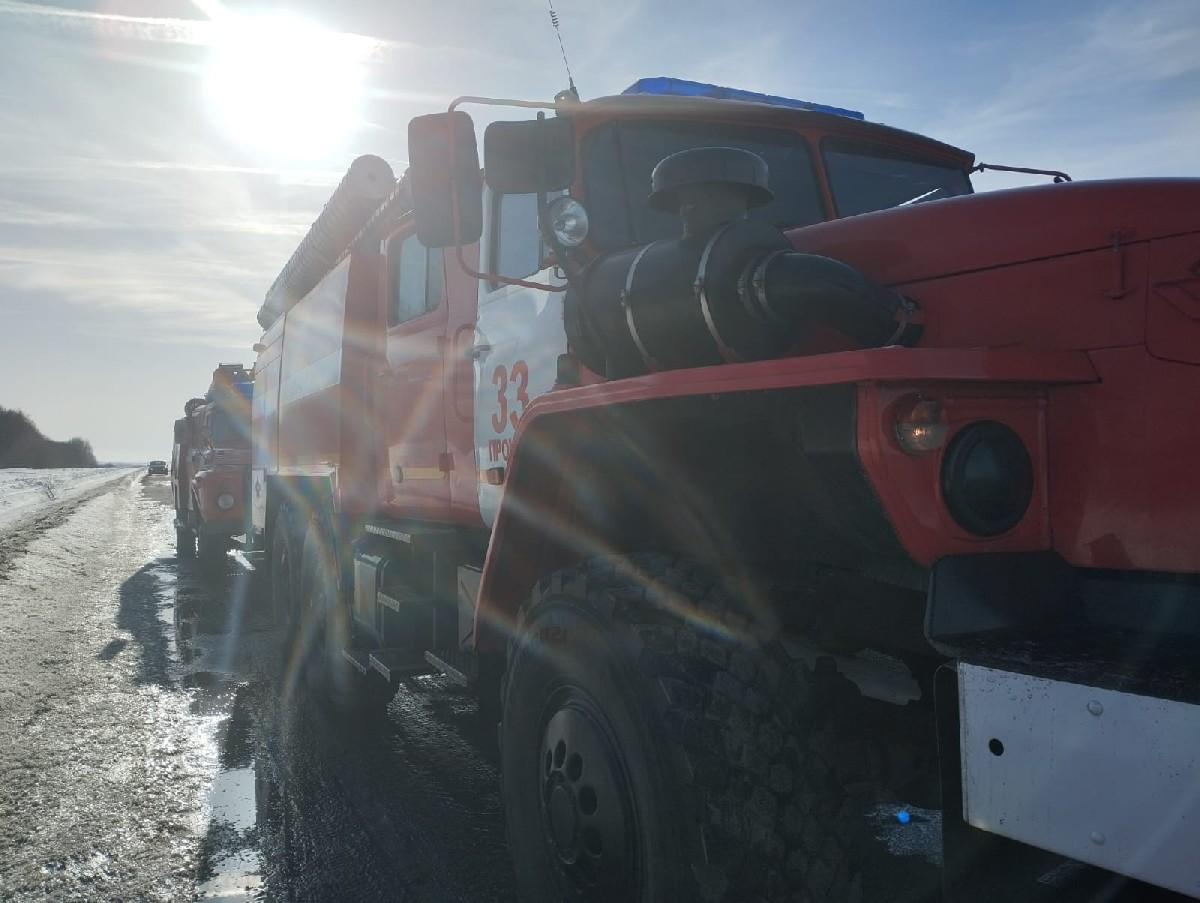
246, 78, 1200, 902
172, 363, 252, 567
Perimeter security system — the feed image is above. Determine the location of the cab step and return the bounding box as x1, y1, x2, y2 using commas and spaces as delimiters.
377, 582, 433, 613
341, 648, 371, 675
424, 649, 476, 688
368, 649, 431, 683
364, 521, 455, 545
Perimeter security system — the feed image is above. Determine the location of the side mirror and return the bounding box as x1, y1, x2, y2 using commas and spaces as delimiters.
484, 117, 575, 194
408, 111, 483, 248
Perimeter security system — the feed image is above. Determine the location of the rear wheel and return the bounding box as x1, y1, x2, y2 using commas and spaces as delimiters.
269, 505, 298, 626
297, 514, 394, 713
501, 554, 940, 903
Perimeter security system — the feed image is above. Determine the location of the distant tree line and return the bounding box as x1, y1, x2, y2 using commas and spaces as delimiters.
0, 406, 98, 468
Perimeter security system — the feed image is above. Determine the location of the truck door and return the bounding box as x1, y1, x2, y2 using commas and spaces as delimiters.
379, 227, 450, 519
473, 189, 568, 526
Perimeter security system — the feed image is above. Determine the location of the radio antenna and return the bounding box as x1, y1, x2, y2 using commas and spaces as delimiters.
547, 0, 578, 100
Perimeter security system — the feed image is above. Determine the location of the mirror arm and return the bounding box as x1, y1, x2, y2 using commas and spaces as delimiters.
450, 96, 559, 114
445, 96, 569, 293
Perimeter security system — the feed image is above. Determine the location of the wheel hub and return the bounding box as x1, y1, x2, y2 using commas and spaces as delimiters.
539, 698, 638, 896
548, 783, 578, 850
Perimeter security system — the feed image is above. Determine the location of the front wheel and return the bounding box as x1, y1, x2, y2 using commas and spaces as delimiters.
501, 555, 940, 903
175, 524, 195, 559
197, 532, 226, 571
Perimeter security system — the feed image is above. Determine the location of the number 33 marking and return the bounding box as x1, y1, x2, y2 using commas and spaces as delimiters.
491, 361, 530, 434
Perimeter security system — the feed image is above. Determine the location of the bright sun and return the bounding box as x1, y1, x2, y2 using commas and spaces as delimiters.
204, 13, 368, 161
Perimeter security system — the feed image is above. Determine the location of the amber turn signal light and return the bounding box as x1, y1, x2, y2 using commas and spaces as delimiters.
894, 396, 948, 454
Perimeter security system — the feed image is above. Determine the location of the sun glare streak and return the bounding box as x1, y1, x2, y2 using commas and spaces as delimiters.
204, 13, 369, 162
474, 415, 781, 654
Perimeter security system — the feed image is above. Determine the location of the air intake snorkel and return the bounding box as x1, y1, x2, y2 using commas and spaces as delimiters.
565, 147, 917, 379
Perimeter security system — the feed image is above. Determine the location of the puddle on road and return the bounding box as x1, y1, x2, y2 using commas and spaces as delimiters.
143, 519, 515, 903
196, 765, 263, 901
157, 548, 279, 903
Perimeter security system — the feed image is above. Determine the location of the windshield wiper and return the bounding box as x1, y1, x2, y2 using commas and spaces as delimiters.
896, 187, 943, 207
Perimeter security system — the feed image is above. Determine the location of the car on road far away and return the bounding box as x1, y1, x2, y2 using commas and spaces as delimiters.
147, 460, 168, 475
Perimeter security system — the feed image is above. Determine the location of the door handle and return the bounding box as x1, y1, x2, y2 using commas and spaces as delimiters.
467, 343, 493, 361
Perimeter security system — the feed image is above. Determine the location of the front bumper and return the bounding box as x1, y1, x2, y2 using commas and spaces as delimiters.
951, 661, 1200, 898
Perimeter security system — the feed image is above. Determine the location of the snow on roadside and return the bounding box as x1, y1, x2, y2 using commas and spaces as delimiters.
0, 468, 137, 531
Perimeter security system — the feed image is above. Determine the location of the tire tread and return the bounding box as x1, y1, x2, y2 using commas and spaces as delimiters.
504, 553, 877, 903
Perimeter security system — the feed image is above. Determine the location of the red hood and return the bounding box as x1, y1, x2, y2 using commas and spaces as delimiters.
786, 178, 1200, 286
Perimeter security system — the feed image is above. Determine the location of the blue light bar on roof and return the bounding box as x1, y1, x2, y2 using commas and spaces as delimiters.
622, 76, 864, 121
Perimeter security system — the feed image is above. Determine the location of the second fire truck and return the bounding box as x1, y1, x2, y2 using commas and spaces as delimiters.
172, 363, 252, 567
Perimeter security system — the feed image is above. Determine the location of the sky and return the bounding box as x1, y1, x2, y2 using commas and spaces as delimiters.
0, 0, 1197, 462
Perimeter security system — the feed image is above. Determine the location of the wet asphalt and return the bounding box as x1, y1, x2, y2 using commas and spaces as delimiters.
0, 474, 517, 902
1, 475, 1184, 903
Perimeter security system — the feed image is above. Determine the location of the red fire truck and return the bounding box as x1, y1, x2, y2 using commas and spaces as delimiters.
248, 78, 1200, 902
172, 363, 252, 566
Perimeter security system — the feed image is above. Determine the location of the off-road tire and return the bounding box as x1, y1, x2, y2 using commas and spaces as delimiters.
296, 514, 394, 714
197, 532, 226, 571
269, 505, 298, 627
501, 553, 937, 903
176, 525, 195, 560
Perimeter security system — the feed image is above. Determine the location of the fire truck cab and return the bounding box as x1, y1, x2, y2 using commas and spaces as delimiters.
249, 78, 1200, 902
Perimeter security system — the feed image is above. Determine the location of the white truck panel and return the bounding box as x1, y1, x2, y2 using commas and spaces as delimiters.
473, 189, 568, 527
959, 662, 1200, 897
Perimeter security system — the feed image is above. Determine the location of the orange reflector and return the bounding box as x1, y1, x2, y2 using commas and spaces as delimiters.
894, 396, 948, 454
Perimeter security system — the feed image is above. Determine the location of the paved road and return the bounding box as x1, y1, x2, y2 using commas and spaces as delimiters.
0, 474, 1181, 903
0, 474, 517, 902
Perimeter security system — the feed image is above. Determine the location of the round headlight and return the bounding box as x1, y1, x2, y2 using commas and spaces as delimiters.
547, 196, 589, 248
941, 421, 1033, 537
217, 492, 235, 511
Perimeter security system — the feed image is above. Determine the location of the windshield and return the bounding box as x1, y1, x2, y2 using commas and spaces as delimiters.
823, 139, 972, 216
582, 120, 825, 250
208, 405, 249, 448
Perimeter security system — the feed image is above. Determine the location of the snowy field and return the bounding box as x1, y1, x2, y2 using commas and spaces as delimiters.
0, 468, 137, 531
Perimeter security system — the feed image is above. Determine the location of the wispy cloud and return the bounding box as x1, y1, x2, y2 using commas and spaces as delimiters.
929, 0, 1200, 177
0, 199, 102, 229
0, 0, 215, 44
0, 157, 345, 187
113, 160, 344, 180
0, 0, 397, 56
0, 239, 275, 348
